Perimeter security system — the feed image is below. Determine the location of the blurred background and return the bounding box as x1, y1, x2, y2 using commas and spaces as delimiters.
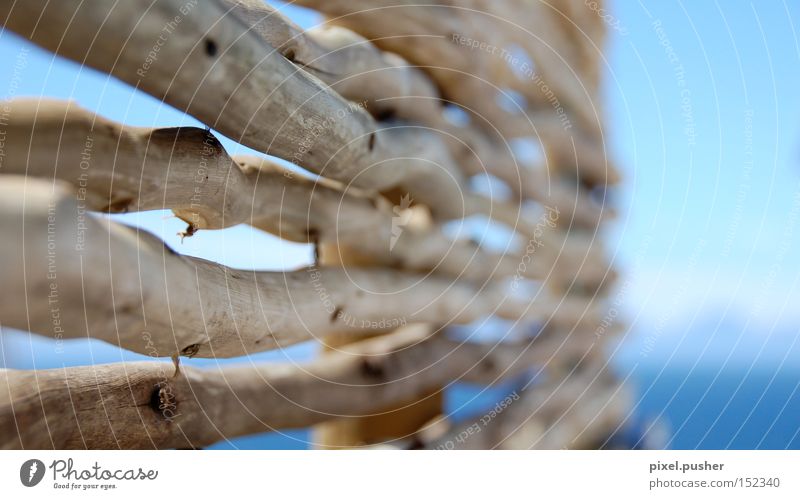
1, 0, 799, 449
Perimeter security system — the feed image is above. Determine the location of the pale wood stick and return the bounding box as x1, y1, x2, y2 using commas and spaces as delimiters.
461, 192, 613, 291
1, 98, 611, 287
0, 98, 545, 283
0, 177, 589, 358
521, 383, 630, 449
0, 324, 595, 449
535, 109, 618, 186
454, 130, 611, 228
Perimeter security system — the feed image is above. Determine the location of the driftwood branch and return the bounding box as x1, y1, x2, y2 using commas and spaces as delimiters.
0, 177, 591, 358
0, 324, 601, 449
448, 326, 617, 385
0, 98, 548, 283
293, 0, 533, 139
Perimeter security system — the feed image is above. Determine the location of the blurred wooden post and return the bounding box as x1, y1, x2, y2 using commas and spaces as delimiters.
314, 236, 443, 449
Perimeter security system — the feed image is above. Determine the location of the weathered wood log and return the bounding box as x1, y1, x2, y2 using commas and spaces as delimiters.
0, 324, 595, 449
0, 177, 589, 358
0, 99, 549, 283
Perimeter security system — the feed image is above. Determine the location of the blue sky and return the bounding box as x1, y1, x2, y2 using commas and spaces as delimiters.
1, 1, 799, 448
601, 1, 800, 367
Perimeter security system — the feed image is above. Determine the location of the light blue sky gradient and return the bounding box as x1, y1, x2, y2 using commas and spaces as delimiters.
603, 1, 800, 369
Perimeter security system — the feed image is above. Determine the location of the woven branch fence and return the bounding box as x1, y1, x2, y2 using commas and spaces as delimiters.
0, 0, 633, 449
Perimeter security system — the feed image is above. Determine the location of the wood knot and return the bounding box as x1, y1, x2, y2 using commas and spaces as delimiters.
150, 382, 179, 421
330, 306, 342, 323
480, 356, 496, 373
375, 107, 396, 121
204, 38, 218, 57
103, 196, 134, 213
360, 357, 386, 380
180, 343, 201, 357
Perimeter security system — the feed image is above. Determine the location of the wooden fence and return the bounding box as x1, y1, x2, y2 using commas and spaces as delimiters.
0, 0, 630, 449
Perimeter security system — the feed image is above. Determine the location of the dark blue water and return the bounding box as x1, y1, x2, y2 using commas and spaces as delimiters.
627, 368, 800, 449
